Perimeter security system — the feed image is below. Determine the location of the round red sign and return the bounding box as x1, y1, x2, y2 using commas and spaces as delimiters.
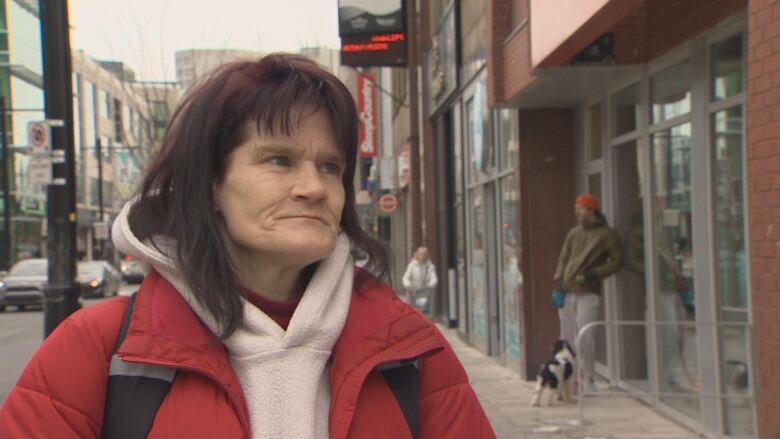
377, 193, 399, 213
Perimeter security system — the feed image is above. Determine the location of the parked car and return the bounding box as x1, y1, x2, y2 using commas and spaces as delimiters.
0, 259, 47, 311
77, 260, 121, 298
119, 258, 145, 284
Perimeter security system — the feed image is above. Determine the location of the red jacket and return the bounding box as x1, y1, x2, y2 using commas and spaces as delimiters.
0, 271, 495, 438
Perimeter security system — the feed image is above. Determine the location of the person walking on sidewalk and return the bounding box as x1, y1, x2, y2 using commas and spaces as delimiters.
0, 55, 495, 439
552, 193, 623, 391
402, 246, 438, 315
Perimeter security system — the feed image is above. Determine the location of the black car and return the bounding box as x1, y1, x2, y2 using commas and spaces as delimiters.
78, 260, 122, 298
0, 259, 47, 312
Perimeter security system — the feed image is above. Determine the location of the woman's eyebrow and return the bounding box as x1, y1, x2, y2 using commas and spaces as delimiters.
252, 143, 297, 155
320, 150, 346, 164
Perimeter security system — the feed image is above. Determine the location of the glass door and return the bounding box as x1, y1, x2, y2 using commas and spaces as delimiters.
613, 139, 651, 392
710, 31, 753, 436
651, 122, 700, 420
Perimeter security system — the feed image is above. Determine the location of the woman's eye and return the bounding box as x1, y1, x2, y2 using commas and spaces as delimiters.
320, 162, 342, 175
267, 156, 292, 167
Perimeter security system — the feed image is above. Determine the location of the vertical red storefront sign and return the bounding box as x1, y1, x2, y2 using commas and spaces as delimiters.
358, 73, 378, 158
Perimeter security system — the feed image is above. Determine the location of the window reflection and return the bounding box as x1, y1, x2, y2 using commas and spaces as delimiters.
611, 83, 641, 137
713, 105, 753, 435
712, 34, 744, 101
652, 122, 700, 420
499, 174, 521, 362
469, 188, 488, 341
651, 61, 691, 124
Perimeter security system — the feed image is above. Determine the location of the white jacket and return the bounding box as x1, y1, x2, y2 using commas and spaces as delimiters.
402, 259, 438, 291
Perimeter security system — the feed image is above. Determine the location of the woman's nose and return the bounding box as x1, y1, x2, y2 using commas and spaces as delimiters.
291, 162, 327, 200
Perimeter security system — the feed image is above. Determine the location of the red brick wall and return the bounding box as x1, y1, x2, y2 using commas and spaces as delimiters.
488, 0, 535, 106
748, 0, 780, 436
646, 0, 746, 60
487, 0, 510, 105
518, 109, 576, 379
612, 2, 647, 63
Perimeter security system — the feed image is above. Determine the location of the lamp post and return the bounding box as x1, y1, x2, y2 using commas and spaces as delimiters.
40, 0, 80, 337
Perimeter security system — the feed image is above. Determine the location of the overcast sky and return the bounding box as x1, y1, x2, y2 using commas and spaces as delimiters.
69, 0, 342, 81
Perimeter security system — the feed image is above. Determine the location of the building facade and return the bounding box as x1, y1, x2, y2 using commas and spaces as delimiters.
71, 53, 177, 262
0, 0, 46, 267
376, 0, 780, 436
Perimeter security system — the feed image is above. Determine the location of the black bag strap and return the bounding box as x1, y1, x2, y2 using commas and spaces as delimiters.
378, 359, 420, 439
102, 293, 177, 439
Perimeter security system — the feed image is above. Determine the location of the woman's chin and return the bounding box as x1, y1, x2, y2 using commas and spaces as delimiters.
276, 240, 337, 266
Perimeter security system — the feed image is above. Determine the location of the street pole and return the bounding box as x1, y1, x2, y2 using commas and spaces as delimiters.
407, 0, 423, 250
96, 137, 104, 259
40, 0, 80, 337
0, 97, 11, 270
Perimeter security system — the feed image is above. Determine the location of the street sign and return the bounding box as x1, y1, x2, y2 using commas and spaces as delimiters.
28, 121, 52, 155
94, 221, 109, 240
28, 156, 52, 185
377, 193, 399, 213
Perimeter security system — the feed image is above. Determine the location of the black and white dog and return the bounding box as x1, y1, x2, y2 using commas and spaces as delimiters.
530, 339, 576, 406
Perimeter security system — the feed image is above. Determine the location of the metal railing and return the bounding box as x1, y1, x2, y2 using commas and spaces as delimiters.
574, 319, 754, 438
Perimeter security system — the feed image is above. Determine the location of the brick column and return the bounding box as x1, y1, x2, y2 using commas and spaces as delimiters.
748, 0, 780, 436
518, 109, 576, 379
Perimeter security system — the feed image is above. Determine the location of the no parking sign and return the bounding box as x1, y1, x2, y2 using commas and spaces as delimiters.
28, 121, 52, 155
27, 121, 52, 185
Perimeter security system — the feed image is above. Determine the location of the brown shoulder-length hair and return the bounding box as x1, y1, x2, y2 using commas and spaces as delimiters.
129, 53, 387, 338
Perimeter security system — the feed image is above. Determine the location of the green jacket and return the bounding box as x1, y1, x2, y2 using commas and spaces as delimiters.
554, 213, 624, 293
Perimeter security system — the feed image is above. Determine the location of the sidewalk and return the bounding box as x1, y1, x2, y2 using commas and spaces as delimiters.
439, 325, 699, 439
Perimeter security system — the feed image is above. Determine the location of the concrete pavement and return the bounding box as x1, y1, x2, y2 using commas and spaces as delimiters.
439, 325, 699, 439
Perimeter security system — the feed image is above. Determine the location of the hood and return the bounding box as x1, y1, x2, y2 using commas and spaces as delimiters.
112, 199, 229, 334
111, 199, 354, 342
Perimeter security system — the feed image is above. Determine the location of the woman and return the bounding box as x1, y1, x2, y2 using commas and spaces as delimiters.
402, 246, 438, 314
0, 55, 494, 438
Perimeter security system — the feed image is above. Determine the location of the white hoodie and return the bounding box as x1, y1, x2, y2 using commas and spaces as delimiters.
402, 259, 438, 291
112, 200, 354, 438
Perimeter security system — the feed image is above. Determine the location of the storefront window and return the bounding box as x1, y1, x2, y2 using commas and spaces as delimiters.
499, 173, 520, 363
586, 103, 603, 161
497, 108, 517, 171
713, 105, 753, 436
712, 34, 744, 101
611, 83, 641, 137
651, 60, 691, 124
468, 188, 488, 343
468, 78, 492, 180
588, 173, 602, 201
651, 122, 700, 420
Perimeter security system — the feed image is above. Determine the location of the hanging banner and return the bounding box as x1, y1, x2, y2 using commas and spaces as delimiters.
358, 73, 378, 158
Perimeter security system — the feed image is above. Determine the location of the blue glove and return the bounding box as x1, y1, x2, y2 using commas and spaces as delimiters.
551, 291, 566, 309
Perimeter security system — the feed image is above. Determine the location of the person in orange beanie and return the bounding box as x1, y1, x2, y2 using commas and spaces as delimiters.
552, 193, 623, 391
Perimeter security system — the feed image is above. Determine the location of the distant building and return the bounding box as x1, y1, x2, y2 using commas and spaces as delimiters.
71, 53, 181, 262
132, 81, 181, 146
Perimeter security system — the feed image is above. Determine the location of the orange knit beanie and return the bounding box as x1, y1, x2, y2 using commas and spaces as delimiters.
576, 193, 599, 211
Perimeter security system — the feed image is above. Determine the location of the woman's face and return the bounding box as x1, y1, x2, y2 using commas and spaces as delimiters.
213, 109, 346, 270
